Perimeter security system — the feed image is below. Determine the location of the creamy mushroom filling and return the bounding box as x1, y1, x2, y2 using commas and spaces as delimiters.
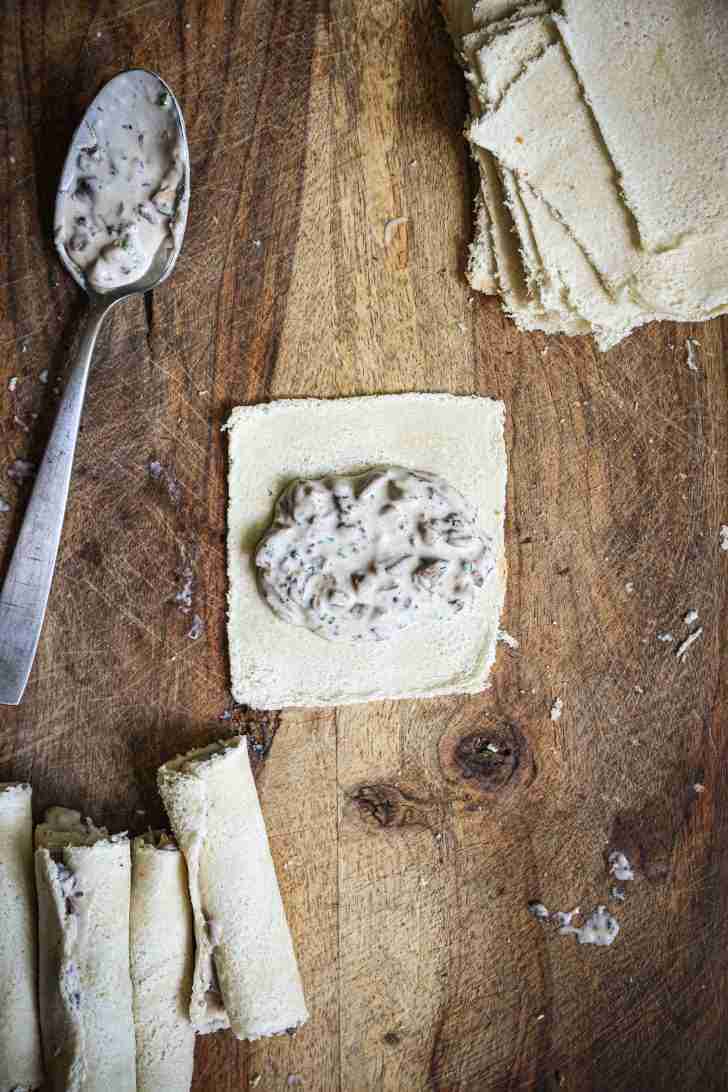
55, 71, 185, 292
255, 466, 495, 641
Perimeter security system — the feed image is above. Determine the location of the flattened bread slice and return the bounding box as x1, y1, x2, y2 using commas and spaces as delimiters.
35, 811, 135, 1092
470, 41, 639, 292
517, 181, 647, 350
158, 738, 308, 1041
467, 15, 586, 333
226, 395, 507, 708
559, 0, 728, 253
0, 784, 43, 1092
131, 834, 195, 1092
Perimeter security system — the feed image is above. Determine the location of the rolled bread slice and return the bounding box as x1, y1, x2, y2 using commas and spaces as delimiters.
0, 784, 43, 1092
157, 737, 309, 1041
35, 809, 136, 1092
470, 41, 639, 294
131, 833, 195, 1092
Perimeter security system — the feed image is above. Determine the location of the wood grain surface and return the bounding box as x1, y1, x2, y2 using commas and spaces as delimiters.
2, 2, 728, 1090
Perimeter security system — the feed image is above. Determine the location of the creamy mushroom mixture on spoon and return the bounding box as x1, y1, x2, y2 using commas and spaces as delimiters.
255, 466, 495, 642
55, 70, 186, 293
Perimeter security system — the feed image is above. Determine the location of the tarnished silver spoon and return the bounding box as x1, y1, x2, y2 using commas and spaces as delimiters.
0, 69, 190, 704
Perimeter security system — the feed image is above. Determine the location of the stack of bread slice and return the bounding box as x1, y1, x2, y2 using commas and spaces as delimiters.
441, 0, 728, 349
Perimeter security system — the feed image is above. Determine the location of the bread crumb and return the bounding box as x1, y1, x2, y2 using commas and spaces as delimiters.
676, 627, 703, 661
550, 698, 563, 721
383, 216, 409, 247
625, 581, 634, 593
693, 783, 705, 794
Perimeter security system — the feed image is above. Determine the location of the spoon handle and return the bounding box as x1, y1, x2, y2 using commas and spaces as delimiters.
0, 300, 110, 705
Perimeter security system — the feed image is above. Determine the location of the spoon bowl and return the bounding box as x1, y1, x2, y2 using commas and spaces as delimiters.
54, 68, 190, 299
0, 69, 190, 705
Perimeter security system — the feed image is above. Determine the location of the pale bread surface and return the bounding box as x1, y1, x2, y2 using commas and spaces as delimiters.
226, 395, 507, 709
0, 785, 43, 1092
36, 839, 135, 1092
466, 190, 497, 294
131, 836, 195, 1092
468, 15, 587, 334
470, 42, 638, 291
559, 0, 728, 253
157, 738, 309, 1041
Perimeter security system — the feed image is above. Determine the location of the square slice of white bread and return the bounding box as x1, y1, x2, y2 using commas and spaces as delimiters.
226, 395, 507, 709
559, 0, 728, 254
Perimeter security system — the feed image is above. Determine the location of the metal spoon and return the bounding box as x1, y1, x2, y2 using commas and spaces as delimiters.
0, 69, 190, 704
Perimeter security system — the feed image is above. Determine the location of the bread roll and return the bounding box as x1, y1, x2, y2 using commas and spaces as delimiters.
35, 809, 136, 1092
158, 737, 308, 1040
131, 833, 195, 1092
0, 784, 43, 1092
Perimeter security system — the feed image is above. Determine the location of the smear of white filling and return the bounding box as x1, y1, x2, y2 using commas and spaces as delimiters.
560, 906, 620, 947
676, 627, 703, 661
383, 216, 409, 247
608, 851, 634, 883
256, 466, 495, 643
685, 338, 700, 373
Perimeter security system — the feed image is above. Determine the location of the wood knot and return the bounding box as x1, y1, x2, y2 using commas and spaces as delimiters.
348, 783, 442, 831
455, 731, 518, 790
441, 720, 533, 798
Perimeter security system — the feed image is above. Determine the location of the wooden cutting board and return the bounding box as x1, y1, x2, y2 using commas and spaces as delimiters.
2, 2, 728, 1089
